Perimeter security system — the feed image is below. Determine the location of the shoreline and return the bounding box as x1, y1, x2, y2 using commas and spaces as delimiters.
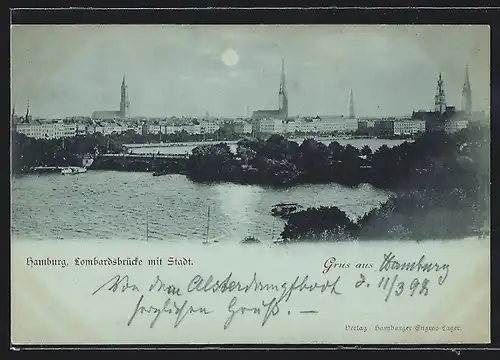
11, 234, 489, 243
13, 167, 402, 192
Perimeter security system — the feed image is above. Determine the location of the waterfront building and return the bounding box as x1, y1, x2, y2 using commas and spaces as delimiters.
373, 119, 395, 137
179, 124, 196, 134
316, 116, 341, 133
259, 115, 359, 135
85, 124, 96, 134
91, 75, 130, 120
90, 121, 127, 135
252, 59, 288, 120
132, 125, 143, 135
15, 122, 44, 139
393, 119, 426, 136
199, 121, 220, 134
413, 68, 472, 133
413, 108, 470, 134
92, 123, 105, 134
191, 124, 202, 135
15, 119, 77, 139
76, 123, 87, 136
357, 118, 376, 135
444, 119, 469, 133
164, 125, 177, 135
344, 118, 359, 133
321, 116, 358, 133
140, 121, 219, 136
299, 115, 358, 134
299, 117, 321, 133
63, 123, 77, 137
259, 118, 284, 134
147, 124, 162, 134
234, 122, 253, 134
283, 119, 298, 134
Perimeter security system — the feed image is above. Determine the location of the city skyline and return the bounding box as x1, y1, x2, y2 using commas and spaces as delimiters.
11, 25, 490, 119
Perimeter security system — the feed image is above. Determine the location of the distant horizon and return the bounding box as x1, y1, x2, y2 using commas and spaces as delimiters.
11, 25, 490, 119
14, 107, 490, 122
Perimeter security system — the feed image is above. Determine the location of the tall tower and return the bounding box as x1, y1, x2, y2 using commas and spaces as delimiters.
11, 101, 16, 128
461, 64, 472, 117
349, 89, 355, 118
278, 58, 288, 118
434, 73, 447, 114
119, 75, 130, 118
25, 101, 31, 123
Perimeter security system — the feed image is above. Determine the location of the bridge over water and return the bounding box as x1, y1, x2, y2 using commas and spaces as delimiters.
101, 153, 189, 159
123, 140, 238, 149
122, 136, 354, 150
93, 152, 189, 173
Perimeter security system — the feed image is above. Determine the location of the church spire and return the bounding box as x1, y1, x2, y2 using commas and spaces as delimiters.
280, 58, 286, 93
11, 101, 16, 127
434, 72, 447, 114
349, 89, 355, 118
464, 64, 470, 87
25, 100, 30, 123
462, 64, 472, 116
278, 58, 288, 118
120, 74, 129, 118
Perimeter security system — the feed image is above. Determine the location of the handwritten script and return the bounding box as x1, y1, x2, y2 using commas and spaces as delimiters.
90, 252, 451, 330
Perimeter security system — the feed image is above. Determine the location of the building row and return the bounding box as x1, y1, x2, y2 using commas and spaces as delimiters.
358, 117, 467, 137
255, 116, 430, 136
14, 119, 221, 140
14, 113, 476, 140
252, 116, 358, 134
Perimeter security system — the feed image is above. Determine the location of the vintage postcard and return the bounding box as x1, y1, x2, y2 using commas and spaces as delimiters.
11, 24, 490, 345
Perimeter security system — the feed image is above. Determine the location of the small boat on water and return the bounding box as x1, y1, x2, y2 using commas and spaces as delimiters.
61, 167, 87, 175
241, 236, 261, 244
152, 171, 169, 177
271, 202, 303, 218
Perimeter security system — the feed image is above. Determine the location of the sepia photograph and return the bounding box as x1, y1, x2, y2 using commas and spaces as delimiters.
11, 24, 491, 345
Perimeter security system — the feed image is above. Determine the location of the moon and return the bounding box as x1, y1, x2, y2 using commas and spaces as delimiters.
221, 48, 239, 67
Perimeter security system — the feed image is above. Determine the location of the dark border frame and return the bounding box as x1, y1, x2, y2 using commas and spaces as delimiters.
8, 6, 499, 353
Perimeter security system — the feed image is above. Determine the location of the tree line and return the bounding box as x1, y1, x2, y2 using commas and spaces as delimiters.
186, 126, 488, 191
11, 127, 239, 174
185, 125, 489, 241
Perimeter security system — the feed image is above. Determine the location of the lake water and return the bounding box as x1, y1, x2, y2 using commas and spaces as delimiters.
11, 171, 390, 242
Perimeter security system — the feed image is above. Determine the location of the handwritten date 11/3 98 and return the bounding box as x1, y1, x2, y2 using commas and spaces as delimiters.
355, 273, 431, 302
